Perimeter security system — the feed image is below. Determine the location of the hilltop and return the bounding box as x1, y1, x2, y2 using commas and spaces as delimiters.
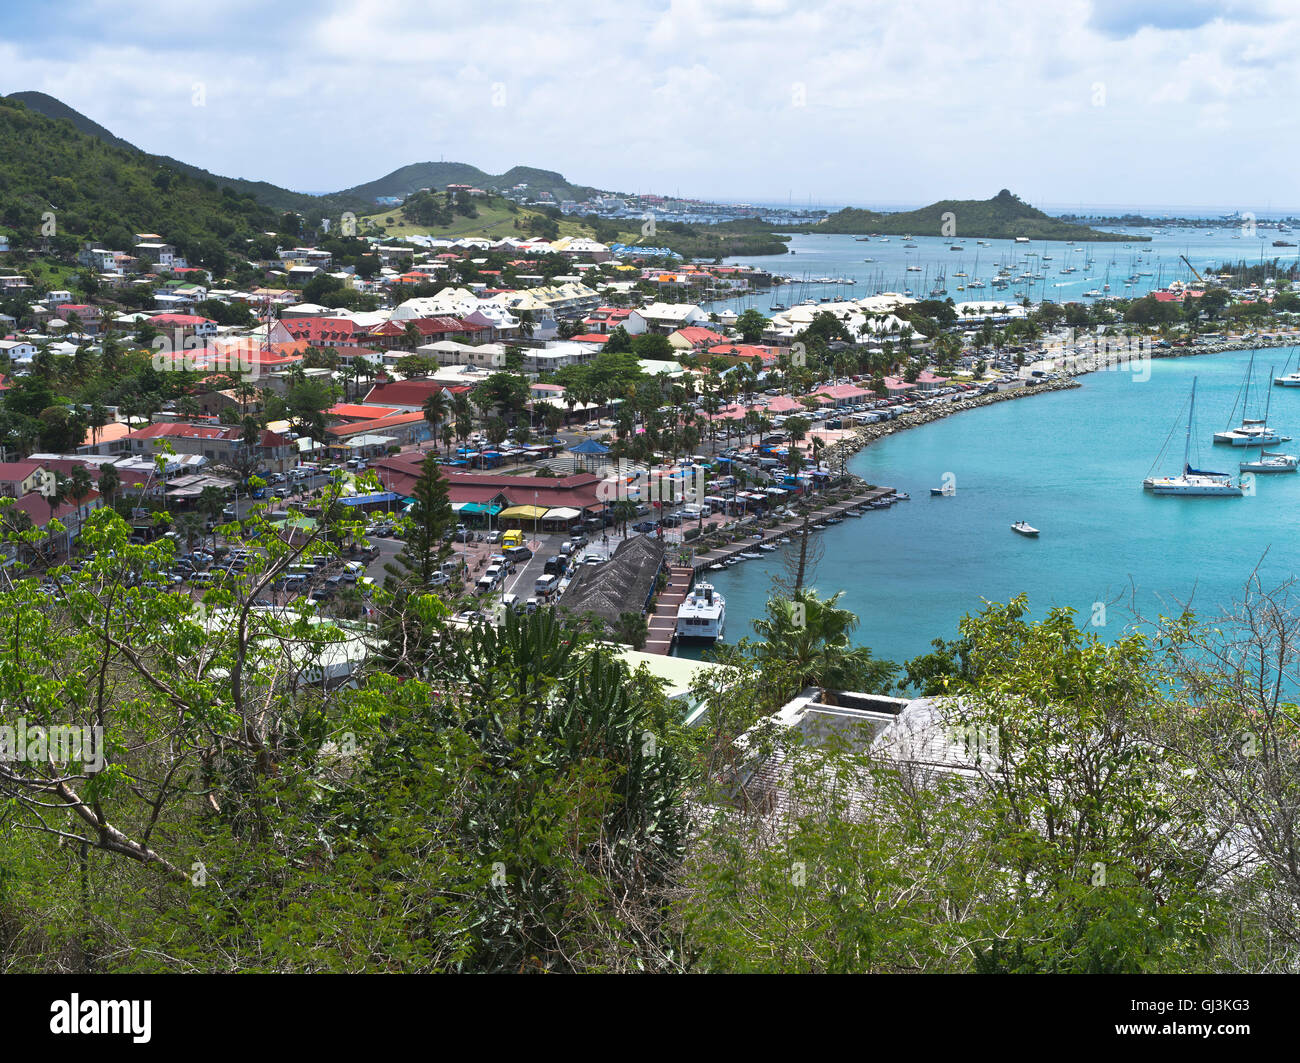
341, 161, 602, 205
798, 190, 1143, 242
5, 91, 371, 218
6, 92, 605, 220
0, 95, 276, 269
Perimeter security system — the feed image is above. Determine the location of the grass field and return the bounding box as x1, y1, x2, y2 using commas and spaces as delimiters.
361, 201, 597, 241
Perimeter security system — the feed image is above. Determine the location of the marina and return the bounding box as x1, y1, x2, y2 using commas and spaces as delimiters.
690, 349, 1300, 666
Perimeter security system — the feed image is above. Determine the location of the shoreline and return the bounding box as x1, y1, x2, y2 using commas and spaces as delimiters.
819, 377, 1082, 467
821, 336, 1300, 469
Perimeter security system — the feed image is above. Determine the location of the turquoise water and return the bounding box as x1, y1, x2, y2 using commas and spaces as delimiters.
710, 228, 1296, 315
694, 349, 1300, 666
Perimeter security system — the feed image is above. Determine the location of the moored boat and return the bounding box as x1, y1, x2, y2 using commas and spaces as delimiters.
1011, 521, 1039, 537
1146, 377, 1244, 497
1239, 449, 1299, 473
675, 582, 725, 642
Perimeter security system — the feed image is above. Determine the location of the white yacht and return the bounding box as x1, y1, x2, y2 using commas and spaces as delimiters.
1145, 377, 1243, 497
1275, 371, 1300, 387
1214, 420, 1292, 446
1215, 354, 1291, 445
675, 582, 725, 642
1239, 449, 1299, 473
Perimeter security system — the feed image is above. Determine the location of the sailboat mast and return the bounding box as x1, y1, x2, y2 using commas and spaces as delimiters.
1184, 377, 1196, 470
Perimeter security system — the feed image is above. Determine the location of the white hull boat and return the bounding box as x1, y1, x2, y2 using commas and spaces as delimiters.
675, 582, 725, 641
1146, 377, 1244, 497
1240, 450, 1299, 473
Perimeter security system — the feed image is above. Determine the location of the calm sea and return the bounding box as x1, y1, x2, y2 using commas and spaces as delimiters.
710, 229, 1296, 313
689, 349, 1300, 667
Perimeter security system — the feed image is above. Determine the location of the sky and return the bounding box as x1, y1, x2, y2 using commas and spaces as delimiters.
2, 0, 1297, 212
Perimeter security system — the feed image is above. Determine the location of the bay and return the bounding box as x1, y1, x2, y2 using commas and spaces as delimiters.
691, 348, 1300, 666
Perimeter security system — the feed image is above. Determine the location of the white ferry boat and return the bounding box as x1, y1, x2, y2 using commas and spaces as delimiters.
675, 582, 725, 642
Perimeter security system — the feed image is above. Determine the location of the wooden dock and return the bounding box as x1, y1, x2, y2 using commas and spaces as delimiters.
684, 486, 897, 574
641, 487, 898, 654
643, 565, 695, 655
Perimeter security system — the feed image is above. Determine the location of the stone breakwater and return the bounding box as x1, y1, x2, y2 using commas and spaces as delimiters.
828, 378, 1081, 460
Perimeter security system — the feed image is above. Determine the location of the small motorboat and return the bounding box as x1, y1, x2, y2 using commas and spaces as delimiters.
740, 551, 764, 560
709, 564, 726, 571
1011, 521, 1040, 537
895, 492, 911, 501
930, 487, 950, 496
758, 543, 777, 552
826, 517, 842, 524
845, 509, 863, 517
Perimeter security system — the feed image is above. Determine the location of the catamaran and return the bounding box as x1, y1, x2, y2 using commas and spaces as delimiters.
1145, 378, 1244, 496
675, 582, 725, 642
1214, 354, 1291, 445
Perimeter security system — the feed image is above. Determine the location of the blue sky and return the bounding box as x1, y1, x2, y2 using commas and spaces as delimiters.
2, 0, 1295, 211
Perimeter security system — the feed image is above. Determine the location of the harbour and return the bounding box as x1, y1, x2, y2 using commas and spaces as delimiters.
690, 348, 1300, 666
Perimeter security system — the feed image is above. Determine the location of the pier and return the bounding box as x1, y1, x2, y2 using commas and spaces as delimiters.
683, 486, 898, 574
641, 485, 899, 655
644, 565, 695, 654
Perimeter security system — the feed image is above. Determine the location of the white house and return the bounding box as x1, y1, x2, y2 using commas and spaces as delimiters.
638, 301, 710, 333
0, 339, 37, 364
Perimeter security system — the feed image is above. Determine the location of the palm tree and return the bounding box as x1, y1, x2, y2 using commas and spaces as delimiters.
86, 402, 110, 449
611, 499, 638, 536
752, 588, 894, 702
197, 485, 226, 551
422, 389, 448, 452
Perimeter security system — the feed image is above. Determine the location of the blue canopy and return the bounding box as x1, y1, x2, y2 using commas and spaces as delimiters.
569, 437, 611, 455
340, 492, 399, 506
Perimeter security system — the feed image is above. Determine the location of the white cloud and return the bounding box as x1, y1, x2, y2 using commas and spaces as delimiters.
3, 0, 1300, 209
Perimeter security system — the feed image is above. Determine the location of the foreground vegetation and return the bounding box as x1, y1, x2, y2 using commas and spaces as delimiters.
2, 487, 1298, 972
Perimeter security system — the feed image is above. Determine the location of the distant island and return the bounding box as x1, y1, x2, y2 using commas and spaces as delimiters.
1057, 211, 1298, 229
785, 190, 1145, 242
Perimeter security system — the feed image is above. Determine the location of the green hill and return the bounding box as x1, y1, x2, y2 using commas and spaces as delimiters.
5, 92, 604, 219
801, 190, 1142, 242
0, 95, 277, 270
339, 161, 602, 204
5, 90, 372, 218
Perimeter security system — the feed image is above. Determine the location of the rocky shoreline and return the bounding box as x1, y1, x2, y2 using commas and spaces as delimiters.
826, 335, 1300, 464
827, 377, 1080, 462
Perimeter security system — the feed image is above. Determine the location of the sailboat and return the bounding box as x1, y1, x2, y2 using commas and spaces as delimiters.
1240, 448, 1299, 473
1144, 377, 1243, 496
1239, 371, 1298, 471
1274, 351, 1300, 387
1214, 353, 1292, 446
